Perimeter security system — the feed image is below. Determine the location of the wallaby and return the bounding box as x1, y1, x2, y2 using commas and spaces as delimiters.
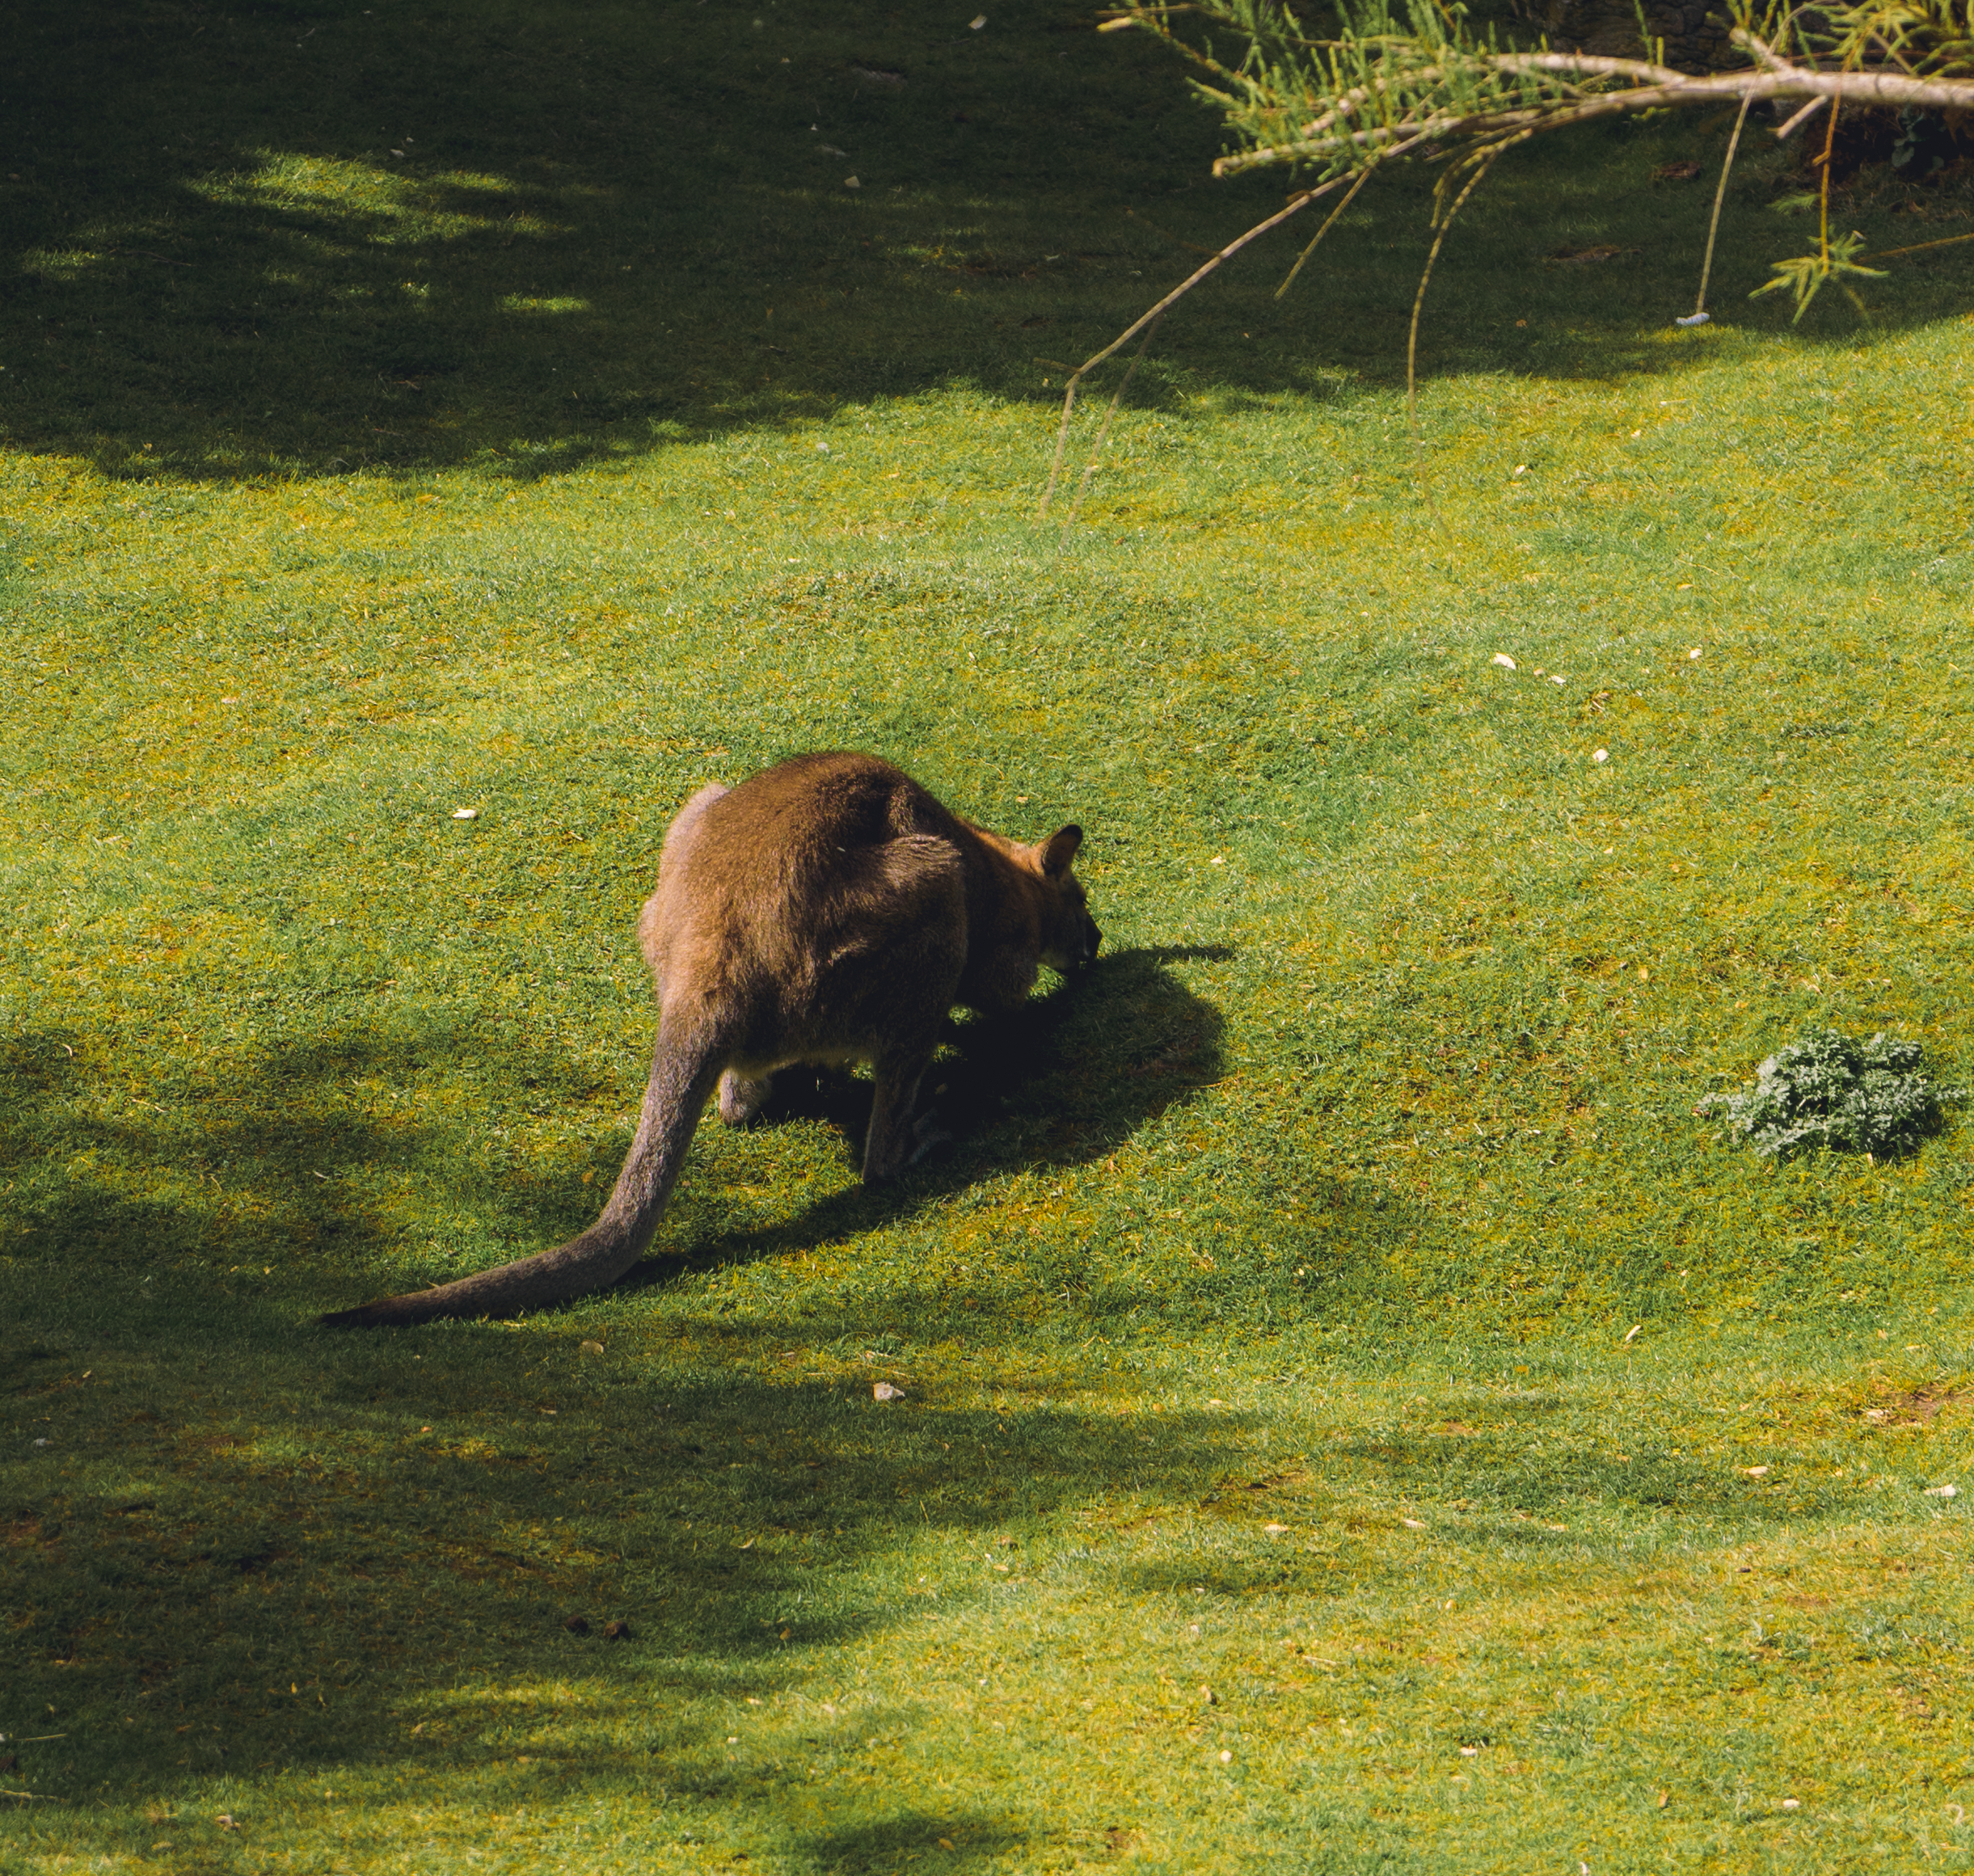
323, 752, 1101, 1326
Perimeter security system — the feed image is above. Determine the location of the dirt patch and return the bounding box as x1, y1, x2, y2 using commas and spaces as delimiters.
1861, 1385, 1958, 1430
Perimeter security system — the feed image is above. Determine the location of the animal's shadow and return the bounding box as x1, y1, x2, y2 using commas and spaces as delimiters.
619, 942, 1227, 1285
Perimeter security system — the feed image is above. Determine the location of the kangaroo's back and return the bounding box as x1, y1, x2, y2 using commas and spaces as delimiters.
641, 753, 960, 969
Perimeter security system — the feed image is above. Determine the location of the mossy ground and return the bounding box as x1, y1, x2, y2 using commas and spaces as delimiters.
5, 2, 1974, 1871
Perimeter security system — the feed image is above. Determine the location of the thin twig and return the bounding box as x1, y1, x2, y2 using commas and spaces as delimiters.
1066, 313, 1165, 526
1039, 377, 1085, 521
1817, 86, 1842, 269
1864, 227, 1974, 259
1275, 162, 1377, 298
1097, 2, 1199, 24
1407, 136, 1525, 527
1038, 171, 1359, 517
1774, 95, 1829, 141
1691, 95, 1753, 319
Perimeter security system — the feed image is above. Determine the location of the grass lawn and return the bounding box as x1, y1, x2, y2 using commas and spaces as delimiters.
6, 1, 1974, 1870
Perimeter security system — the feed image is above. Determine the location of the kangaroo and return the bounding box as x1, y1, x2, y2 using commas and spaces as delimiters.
323, 752, 1101, 1326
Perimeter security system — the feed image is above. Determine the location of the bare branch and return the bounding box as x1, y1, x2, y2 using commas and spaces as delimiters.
1038, 168, 1374, 516
1212, 62, 1974, 174
1774, 94, 1832, 137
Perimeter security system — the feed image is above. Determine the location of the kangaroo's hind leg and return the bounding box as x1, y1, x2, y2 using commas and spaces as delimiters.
862, 1037, 947, 1183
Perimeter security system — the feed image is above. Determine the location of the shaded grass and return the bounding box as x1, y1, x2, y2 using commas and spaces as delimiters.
10, 1304, 1974, 1873
6, 0, 1974, 1871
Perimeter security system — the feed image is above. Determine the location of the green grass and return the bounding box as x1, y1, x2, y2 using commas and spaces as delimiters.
6, 1, 1974, 1871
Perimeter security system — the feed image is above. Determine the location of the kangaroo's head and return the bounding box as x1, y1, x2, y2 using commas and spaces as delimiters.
1036, 824, 1102, 971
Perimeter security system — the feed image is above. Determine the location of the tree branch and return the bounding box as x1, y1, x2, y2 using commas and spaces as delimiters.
1213, 61, 1974, 172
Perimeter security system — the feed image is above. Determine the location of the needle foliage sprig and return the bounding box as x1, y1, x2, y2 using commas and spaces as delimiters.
1114, 0, 1974, 178
1037, 0, 1974, 517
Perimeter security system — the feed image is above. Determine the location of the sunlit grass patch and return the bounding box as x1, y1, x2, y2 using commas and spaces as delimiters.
189, 152, 559, 247
19, 249, 109, 280
500, 294, 592, 314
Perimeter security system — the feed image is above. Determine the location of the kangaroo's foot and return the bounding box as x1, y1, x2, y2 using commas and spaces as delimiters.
718, 1069, 773, 1127
907, 1107, 953, 1166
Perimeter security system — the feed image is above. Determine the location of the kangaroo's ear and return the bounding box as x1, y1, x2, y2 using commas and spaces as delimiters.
1040, 824, 1083, 877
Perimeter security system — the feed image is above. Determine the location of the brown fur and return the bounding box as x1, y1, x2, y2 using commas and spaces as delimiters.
323, 753, 1100, 1327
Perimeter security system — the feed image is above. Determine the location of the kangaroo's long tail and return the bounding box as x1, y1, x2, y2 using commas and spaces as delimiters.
321, 1028, 724, 1328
